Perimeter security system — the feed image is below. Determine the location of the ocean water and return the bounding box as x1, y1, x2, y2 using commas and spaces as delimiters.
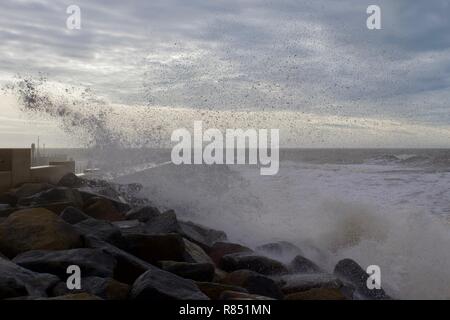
93, 148, 450, 300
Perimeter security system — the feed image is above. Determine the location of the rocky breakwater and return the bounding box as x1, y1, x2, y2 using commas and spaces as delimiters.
0, 173, 392, 300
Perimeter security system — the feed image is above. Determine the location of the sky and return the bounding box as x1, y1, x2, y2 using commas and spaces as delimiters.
0, 0, 449, 147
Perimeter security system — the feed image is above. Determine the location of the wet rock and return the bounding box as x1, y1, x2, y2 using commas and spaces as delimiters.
57, 173, 86, 188
285, 288, 347, 300
219, 291, 275, 300
183, 238, 214, 264
221, 270, 283, 299
0, 256, 59, 298
60, 206, 89, 224
0, 192, 18, 207
220, 253, 288, 276
288, 255, 322, 274
278, 273, 343, 294
0, 208, 84, 258
17, 187, 83, 208
144, 209, 182, 234
196, 282, 248, 300
11, 183, 54, 202
209, 242, 253, 265
79, 189, 131, 214
13, 248, 117, 278
179, 220, 227, 251
256, 241, 303, 263
123, 233, 185, 264
43, 293, 102, 300
74, 218, 126, 248
83, 197, 126, 222
130, 267, 209, 300
333, 258, 390, 300
159, 261, 215, 282
125, 206, 161, 222
52, 276, 130, 300
85, 236, 153, 284
112, 219, 147, 235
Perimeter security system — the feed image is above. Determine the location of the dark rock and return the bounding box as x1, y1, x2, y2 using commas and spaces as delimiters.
278, 273, 342, 294
0, 208, 84, 258
159, 261, 215, 282
60, 206, 89, 224
11, 183, 54, 201
221, 270, 283, 299
42, 293, 102, 300
85, 236, 152, 284
79, 189, 131, 214
196, 282, 248, 300
256, 241, 303, 263
288, 255, 322, 274
285, 288, 346, 300
17, 187, 83, 208
0, 192, 18, 207
83, 197, 126, 222
183, 239, 214, 264
333, 258, 390, 300
113, 219, 147, 235
52, 276, 130, 300
123, 233, 185, 264
219, 290, 275, 300
13, 248, 117, 278
209, 242, 253, 265
179, 220, 227, 251
220, 253, 288, 276
74, 218, 126, 248
58, 173, 86, 188
130, 267, 209, 300
0, 256, 59, 298
125, 206, 161, 222
144, 209, 182, 234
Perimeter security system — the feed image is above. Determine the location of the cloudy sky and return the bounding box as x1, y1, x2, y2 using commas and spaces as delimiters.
0, 0, 449, 147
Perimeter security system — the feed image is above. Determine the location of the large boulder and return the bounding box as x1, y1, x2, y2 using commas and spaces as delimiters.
60, 206, 89, 224
221, 270, 283, 299
144, 209, 182, 234
158, 261, 215, 282
85, 236, 153, 284
57, 173, 86, 188
220, 253, 288, 276
79, 189, 131, 214
130, 267, 209, 300
333, 258, 390, 300
208, 242, 253, 265
52, 276, 130, 300
10, 183, 54, 202
123, 233, 186, 264
256, 241, 303, 263
0, 257, 59, 299
196, 282, 248, 300
74, 218, 126, 248
17, 187, 83, 208
183, 239, 214, 264
288, 255, 322, 274
13, 248, 117, 278
125, 206, 161, 222
278, 273, 343, 295
83, 197, 126, 222
179, 220, 227, 251
0, 208, 84, 258
285, 288, 346, 300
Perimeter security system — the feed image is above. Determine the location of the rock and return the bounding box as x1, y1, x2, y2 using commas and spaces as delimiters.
43, 293, 102, 300
125, 206, 161, 222
60, 206, 89, 224
130, 267, 209, 300
144, 209, 182, 234
288, 255, 322, 274
74, 218, 126, 248
0, 192, 18, 207
333, 258, 390, 300
196, 282, 248, 300
221, 270, 283, 299
220, 253, 288, 276
179, 220, 227, 251
83, 197, 126, 222
13, 248, 117, 278
209, 242, 253, 265
113, 219, 147, 235
85, 237, 152, 284
278, 273, 343, 294
11, 183, 54, 202
57, 173, 86, 188
159, 261, 215, 282
0, 208, 84, 258
0, 256, 59, 298
17, 187, 83, 208
183, 238, 214, 264
285, 288, 346, 300
123, 233, 185, 264
256, 241, 303, 263
0, 205, 15, 218
213, 268, 228, 282
52, 277, 130, 300
219, 291, 275, 300
79, 189, 131, 214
